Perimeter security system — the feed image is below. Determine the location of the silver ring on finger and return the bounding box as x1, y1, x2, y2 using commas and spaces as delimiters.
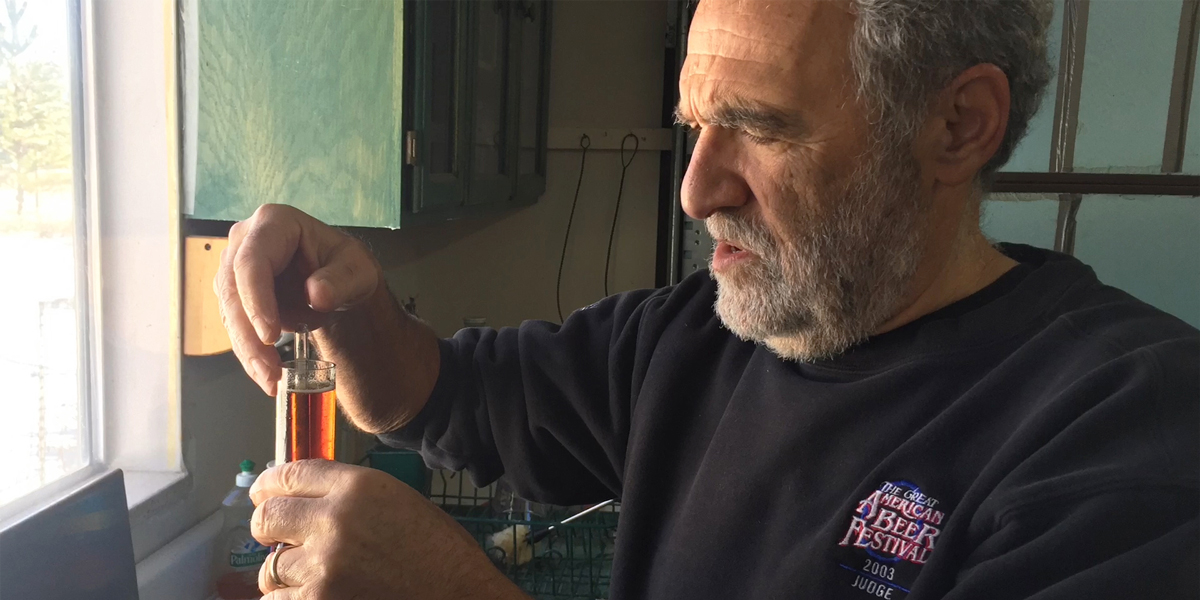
268, 542, 292, 589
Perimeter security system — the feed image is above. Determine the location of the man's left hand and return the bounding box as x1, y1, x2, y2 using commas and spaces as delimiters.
250, 459, 527, 600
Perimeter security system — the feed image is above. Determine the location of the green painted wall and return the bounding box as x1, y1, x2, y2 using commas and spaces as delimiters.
193, 0, 404, 228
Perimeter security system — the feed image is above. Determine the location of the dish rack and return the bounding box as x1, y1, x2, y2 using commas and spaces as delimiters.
428, 470, 619, 600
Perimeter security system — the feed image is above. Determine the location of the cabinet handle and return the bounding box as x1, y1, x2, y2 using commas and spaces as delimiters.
405, 131, 419, 166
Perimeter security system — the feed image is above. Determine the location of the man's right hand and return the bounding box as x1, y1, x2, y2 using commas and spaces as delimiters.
216, 204, 383, 396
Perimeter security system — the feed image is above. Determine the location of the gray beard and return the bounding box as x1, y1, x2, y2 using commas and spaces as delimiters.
707, 145, 927, 361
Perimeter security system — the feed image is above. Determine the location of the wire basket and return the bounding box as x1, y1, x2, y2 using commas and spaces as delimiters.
428, 470, 618, 600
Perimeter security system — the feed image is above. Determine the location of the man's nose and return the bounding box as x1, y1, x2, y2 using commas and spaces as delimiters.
681, 129, 752, 221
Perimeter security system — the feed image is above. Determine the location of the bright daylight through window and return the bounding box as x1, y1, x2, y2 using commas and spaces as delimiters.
0, 0, 86, 507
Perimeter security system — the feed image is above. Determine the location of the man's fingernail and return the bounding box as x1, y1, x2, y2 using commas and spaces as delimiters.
252, 318, 272, 343
311, 276, 336, 301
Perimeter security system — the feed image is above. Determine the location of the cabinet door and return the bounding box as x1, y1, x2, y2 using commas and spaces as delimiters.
410, 0, 470, 213
513, 0, 551, 204
464, 0, 517, 206
192, 0, 404, 228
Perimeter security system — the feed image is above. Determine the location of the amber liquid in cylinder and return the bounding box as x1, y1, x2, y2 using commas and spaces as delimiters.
285, 386, 337, 461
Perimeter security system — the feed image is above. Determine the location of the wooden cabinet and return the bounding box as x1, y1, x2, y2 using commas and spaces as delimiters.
512, 1, 552, 209
408, 0, 551, 220
188, 0, 551, 228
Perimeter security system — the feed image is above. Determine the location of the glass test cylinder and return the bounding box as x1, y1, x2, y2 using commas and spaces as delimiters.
275, 359, 337, 464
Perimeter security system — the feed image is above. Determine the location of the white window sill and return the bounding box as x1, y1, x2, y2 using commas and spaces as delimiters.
136, 509, 225, 600
126, 468, 200, 565
125, 469, 189, 510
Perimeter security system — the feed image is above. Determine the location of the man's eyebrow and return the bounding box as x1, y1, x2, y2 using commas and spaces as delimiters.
673, 105, 693, 126
675, 100, 804, 139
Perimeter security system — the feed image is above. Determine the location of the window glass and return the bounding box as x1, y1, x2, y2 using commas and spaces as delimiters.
0, 0, 86, 506
1073, 195, 1200, 328
981, 197, 1060, 250
1073, 0, 1181, 172
1000, 0, 1064, 172
1182, 69, 1200, 173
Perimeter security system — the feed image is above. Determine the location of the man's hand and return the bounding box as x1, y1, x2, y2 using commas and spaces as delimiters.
216, 204, 382, 395
250, 460, 528, 600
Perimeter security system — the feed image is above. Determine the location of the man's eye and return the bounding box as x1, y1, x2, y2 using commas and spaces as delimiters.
743, 131, 776, 146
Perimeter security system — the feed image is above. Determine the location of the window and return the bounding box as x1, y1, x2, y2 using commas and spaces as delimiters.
0, 0, 89, 507
983, 0, 1200, 329
0, 0, 185, 548
0, 0, 186, 562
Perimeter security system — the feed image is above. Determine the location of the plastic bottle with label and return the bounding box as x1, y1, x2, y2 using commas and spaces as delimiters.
212, 460, 269, 600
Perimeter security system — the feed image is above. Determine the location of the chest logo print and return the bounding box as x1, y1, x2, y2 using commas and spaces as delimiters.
836, 481, 948, 598
839, 481, 945, 566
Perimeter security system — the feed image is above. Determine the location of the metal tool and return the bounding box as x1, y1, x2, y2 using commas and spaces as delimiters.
527, 499, 616, 544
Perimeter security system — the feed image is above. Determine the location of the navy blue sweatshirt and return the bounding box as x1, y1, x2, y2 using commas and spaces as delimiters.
382, 244, 1199, 599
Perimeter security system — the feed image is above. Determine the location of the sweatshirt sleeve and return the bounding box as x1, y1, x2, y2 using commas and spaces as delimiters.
941, 487, 1198, 599
377, 286, 674, 506
942, 335, 1200, 600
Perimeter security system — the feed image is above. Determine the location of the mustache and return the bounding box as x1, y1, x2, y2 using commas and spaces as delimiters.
704, 212, 775, 255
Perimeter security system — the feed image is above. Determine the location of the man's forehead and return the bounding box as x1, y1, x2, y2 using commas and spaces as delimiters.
689, 0, 855, 43
680, 0, 857, 121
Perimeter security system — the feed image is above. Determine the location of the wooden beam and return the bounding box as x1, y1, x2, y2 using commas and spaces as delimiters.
991, 172, 1200, 196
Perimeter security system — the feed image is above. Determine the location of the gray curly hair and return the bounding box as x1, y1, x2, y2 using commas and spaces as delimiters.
849, 0, 1055, 177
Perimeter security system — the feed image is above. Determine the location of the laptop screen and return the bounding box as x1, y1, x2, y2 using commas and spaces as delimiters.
0, 469, 139, 600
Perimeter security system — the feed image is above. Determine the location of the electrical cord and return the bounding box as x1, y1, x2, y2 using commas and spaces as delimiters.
604, 133, 640, 297
556, 134, 590, 322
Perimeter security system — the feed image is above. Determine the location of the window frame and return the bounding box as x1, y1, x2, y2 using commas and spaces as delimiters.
87, 0, 189, 559
72, 0, 98, 483
989, 0, 1200, 254
0, 0, 100, 526
1, 0, 189, 563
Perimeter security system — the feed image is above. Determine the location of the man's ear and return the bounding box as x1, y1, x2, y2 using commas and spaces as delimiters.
919, 63, 1011, 187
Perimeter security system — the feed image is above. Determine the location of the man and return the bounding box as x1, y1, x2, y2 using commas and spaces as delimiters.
217, 1, 1199, 598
